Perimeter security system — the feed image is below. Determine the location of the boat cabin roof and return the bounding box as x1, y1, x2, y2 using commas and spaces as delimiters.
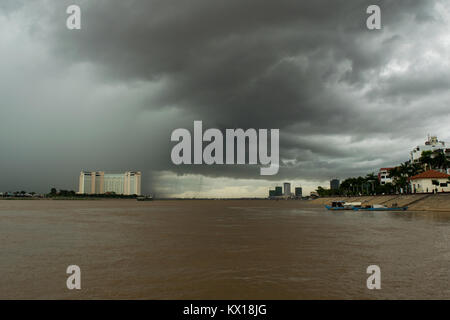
345, 202, 362, 206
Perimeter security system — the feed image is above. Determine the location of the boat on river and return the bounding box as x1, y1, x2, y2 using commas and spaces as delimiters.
137, 195, 154, 201
325, 201, 362, 210
352, 204, 408, 211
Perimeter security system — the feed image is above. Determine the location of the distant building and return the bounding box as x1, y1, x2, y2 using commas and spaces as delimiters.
378, 168, 394, 185
283, 182, 291, 196
268, 186, 284, 199
410, 135, 450, 163
330, 179, 340, 190
409, 170, 450, 193
78, 171, 142, 195
275, 186, 283, 196
295, 187, 302, 197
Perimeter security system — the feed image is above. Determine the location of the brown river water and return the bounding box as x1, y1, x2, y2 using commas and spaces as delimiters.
0, 199, 448, 299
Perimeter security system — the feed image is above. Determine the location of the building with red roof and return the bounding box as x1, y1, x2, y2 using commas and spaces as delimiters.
409, 170, 450, 193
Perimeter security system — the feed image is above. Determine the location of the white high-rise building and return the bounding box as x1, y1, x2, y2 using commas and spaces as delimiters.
410, 135, 449, 163
78, 171, 142, 195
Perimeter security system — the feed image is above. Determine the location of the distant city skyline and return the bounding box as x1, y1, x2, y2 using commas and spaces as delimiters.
1, 1, 450, 197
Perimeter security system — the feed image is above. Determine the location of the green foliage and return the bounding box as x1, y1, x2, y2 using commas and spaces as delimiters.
316, 186, 341, 197
46, 188, 137, 199
315, 147, 450, 197
419, 150, 449, 171
322, 160, 427, 196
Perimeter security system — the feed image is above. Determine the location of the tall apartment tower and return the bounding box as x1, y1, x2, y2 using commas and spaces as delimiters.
330, 179, 340, 190
283, 182, 291, 196
78, 171, 142, 195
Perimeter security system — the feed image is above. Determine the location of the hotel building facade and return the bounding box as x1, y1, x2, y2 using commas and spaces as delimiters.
410, 135, 450, 163
78, 171, 142, 195
378, 168, 394, 185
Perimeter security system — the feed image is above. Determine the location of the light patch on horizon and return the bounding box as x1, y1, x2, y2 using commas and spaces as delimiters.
151, 171, 325, 198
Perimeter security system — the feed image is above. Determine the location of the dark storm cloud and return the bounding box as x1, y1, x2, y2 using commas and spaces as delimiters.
1, 0, 450, 195
48, 1, 440, 125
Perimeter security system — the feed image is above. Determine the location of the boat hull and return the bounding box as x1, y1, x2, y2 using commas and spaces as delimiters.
352, 207, 408, 211
137, 197, 153, 201
325, 205, 354, 210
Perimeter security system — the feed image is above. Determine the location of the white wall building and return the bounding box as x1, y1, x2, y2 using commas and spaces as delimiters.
409, 170, 450, 193
410, 135, 450, 163
283, 182, 291, 197
78, 171, 142, 195
378, 168, 394, 185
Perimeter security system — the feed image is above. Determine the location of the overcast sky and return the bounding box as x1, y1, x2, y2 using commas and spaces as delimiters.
1, 0, 450, 197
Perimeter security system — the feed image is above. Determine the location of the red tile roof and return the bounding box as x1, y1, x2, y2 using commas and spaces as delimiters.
409, 170, 450, 180
379, 167, 393, 171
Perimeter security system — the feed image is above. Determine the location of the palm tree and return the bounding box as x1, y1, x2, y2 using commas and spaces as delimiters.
340, 178, 354, 195
356, 176, 365, 195
388, 166, 401, 181
345, 177, 357, 195
410, 162, 423, 176
399, 162, 410, 176
420, 150, 433, 170
398, 161, 418, 193
365, 173, 378, 194
388, 166, 410, 193
432, 150, 448, 171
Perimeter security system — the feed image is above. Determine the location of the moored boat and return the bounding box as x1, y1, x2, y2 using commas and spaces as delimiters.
137, 195, 153, 201
325, 201, 362, 210
352, 204, 408, 211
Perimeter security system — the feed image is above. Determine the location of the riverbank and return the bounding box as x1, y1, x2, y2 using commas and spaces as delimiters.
310, 193, 450, 212
0, 196, 137, 200
2, 194, 450, 212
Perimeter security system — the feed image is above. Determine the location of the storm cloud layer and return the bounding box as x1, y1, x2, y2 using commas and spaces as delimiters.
1, 0, 450, 196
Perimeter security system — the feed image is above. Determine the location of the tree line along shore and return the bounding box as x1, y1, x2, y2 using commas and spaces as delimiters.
0, 188, 139, 200
316, 149, 450, 197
